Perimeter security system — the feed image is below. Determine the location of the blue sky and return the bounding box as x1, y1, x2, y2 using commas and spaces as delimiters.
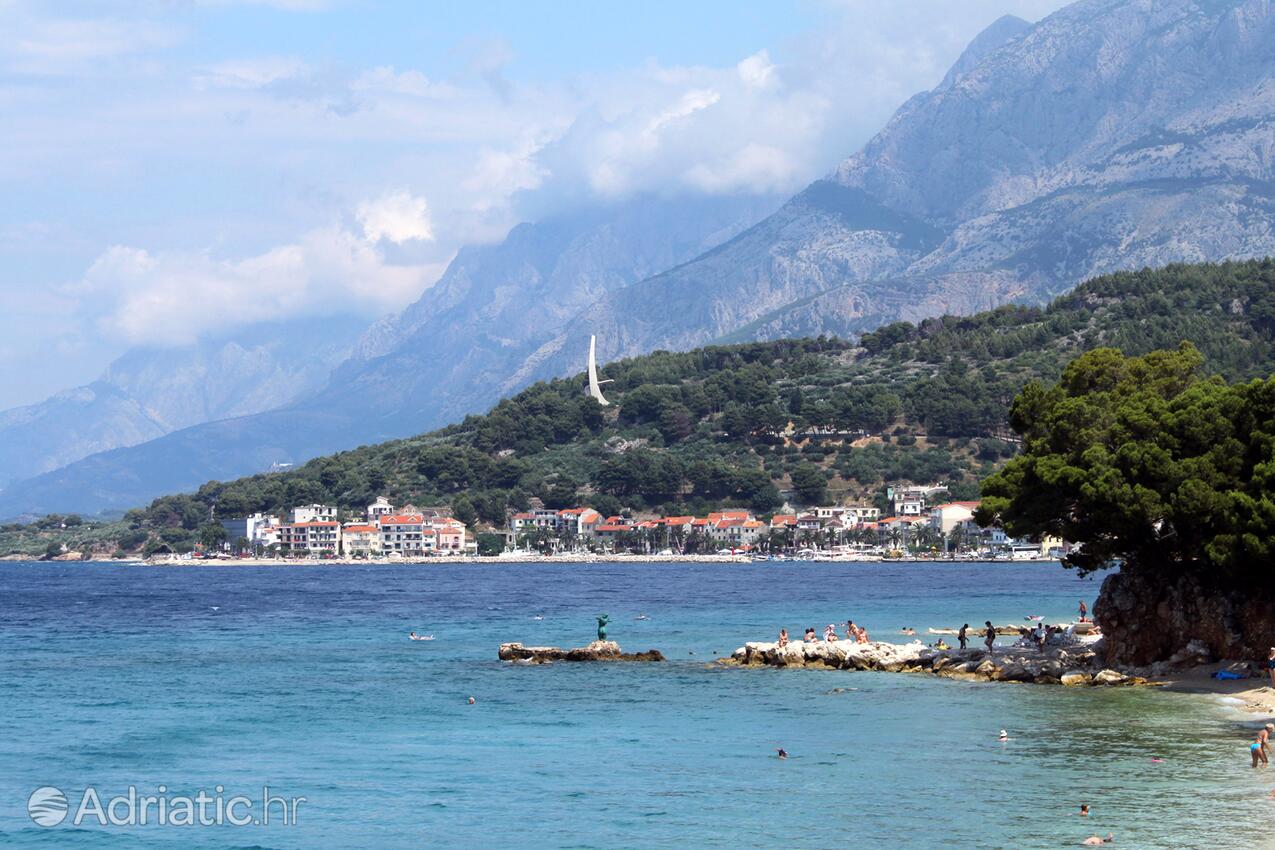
0, 0, 1069, 407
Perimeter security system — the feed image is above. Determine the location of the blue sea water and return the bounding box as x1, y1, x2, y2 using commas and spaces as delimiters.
0, 560, 1269, 849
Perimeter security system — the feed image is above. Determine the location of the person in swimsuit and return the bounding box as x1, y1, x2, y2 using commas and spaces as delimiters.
984, 621, 996, 651
778, 628, 789, 647
1259, 724, 1273, 766
776, 748, 788, 759
1252, 739, 1264, 769
1268, 647, 1275, 687
804, 627, 817, 642
1079, 804, 1089, 816
1078, 599, 1088, 623
958, 624, 969, 650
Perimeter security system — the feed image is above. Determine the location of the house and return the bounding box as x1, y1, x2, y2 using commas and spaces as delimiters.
379, 513, 427, 556
593, 522, 635, 542
887, 485, 947, 517
367, 497, 395, 521
292, 504, 338, 524
279, 521, 339, 555
510, 512, 537, 534
843, 505, 880, 524
928, 501, 981, 536
716, 518, 765, 547
220, 512, 278, 550
432, 518, 466, 552
558, 507, 602, 537
769, 514, 797, 530
341, 523, 381, 556
797, 514, 822, 531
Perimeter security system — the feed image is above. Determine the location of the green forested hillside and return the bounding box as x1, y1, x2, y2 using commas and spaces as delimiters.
111, 259, 1275, 548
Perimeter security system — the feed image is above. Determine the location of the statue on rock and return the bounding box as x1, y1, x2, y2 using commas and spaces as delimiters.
596, 614, 611, 641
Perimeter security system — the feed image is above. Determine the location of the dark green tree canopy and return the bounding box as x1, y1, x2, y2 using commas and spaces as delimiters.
977, 343, 1275, 579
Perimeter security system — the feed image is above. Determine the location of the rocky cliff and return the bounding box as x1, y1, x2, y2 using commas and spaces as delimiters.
514, 0, 1275, 381
1095, 568, 1275, 667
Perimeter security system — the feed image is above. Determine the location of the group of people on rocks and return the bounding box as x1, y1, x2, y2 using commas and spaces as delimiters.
778, 621, 871, 647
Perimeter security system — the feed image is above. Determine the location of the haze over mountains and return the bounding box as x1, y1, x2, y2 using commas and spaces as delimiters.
0, 318, 363, 490
3, 0, 1274, 518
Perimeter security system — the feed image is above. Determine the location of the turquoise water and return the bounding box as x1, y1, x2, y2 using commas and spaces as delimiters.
0, 560, 1269, 849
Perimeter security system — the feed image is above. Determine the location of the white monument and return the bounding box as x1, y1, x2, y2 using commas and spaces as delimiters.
587, 335, 613, 406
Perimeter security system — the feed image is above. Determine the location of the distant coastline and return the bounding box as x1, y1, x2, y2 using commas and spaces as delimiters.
2, 553, 1064, 566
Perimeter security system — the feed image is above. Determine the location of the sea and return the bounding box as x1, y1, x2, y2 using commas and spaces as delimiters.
0, 560, 1269, 849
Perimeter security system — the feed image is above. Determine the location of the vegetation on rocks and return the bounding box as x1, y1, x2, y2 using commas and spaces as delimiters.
9, 259, 1271, 559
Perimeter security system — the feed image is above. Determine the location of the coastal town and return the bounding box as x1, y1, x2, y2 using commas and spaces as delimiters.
207, 485, 1065, 561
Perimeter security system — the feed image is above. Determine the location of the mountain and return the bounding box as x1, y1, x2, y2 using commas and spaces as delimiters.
11, 0, 1275, 518
511, 0, 1275, 384
0, 317, 364, 492
98, 258, 1275, 553
0, 194, 778, 517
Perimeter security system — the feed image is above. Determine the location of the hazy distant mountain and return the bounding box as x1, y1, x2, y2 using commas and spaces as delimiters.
8, 0, 1275, 517
514, 0, 1275, 381
0, 317, 363, 492
0, 194, 777, 516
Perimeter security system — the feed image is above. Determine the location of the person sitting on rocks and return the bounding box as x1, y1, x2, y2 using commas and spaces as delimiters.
778, 628, 789, 647
933, 638, 950, 650
856, 626, 870, 644
824, 624, 839, 642
804, 627, 817, 643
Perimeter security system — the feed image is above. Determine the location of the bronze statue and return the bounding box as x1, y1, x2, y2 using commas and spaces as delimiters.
596, 613, 610, 641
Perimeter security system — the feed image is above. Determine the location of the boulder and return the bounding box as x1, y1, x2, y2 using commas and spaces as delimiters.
1093, 669, 1128, 686
1060, 671, 1092, 686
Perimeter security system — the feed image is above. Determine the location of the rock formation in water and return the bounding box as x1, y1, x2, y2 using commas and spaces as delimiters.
498, 640, 666, 663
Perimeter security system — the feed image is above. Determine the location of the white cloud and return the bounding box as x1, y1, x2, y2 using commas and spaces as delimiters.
81, 225, 436, 346
736, 50, 777, 89
4, 17, 179, 74
194, 56, 308, 90
356, 190, 434, 244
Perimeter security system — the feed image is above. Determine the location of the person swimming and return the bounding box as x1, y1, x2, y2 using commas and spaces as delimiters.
1081, 834, 1113, 846
1079, 804, 1089, 816
998, 729, 1009, 741
776, 748, 788, 759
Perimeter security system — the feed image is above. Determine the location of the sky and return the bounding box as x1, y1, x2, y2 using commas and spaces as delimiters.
0, 0, 1070, 407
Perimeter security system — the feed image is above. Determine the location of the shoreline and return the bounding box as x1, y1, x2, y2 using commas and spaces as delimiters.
2, 553, 1061, 566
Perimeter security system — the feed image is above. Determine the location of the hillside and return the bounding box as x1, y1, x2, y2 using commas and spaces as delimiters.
0, 194, 778, 518
10, 0, 1275, 519
97, 259, 1275, 553
515, 0, 1275, 388
0, 316, 365, 492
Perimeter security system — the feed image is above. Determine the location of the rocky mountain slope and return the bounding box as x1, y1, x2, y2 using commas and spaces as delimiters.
0, 317, 363, 491
514, 0, 1275, 383
0, 194, 776, 516
8, 0, 1275, 518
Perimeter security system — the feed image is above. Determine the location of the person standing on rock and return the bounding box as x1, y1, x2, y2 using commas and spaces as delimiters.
984, 621, 996, 652
1267, 647, 1275, 687
1078, 600, 1088, 622
958, 624, 969, 650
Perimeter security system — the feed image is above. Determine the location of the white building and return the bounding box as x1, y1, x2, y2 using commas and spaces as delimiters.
367, 497, 395, 521
380, 513, 428, 556
279, 521, 339, 555
341, 523, 381, 556
929, 501, 981, 536
292, 504, 338, 524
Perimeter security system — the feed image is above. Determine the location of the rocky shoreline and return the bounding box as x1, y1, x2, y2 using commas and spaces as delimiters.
720, 638, 1162, 687
498, 640, 666, 663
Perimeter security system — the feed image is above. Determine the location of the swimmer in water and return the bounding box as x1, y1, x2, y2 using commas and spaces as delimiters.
776, 748, 788, 759
1081, 834, 1113, 846
998, 729, 1009, 741
1260, 724, 1274, 766
1079, 804, 1089, 816
468, 696, 476, 705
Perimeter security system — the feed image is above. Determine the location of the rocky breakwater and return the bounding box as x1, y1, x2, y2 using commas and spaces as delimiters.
722, 639, 1156, 688
498, 640, 666, 663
